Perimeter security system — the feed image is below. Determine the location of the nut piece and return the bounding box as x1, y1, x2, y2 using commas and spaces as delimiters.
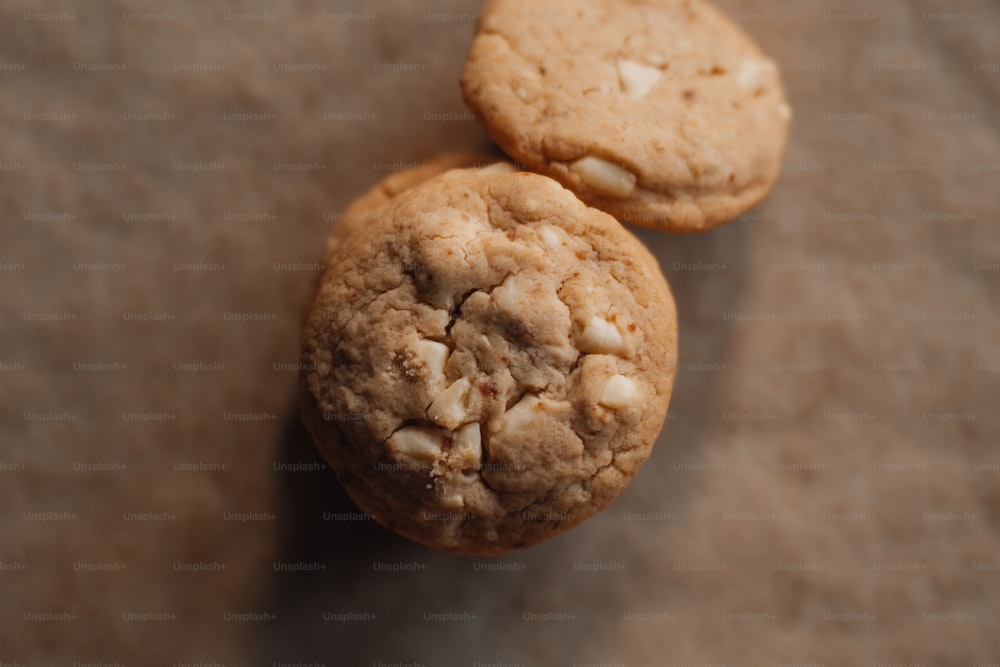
427, 378, 472, 430
412, 339, 449, 385
578, 316, 624, 355
737, 59, 769, 93
568, 156, 637, 199
599, 375, 636, 409
618, 60, 662, 100
451, 422, 482, 471
387, 426, 446, 463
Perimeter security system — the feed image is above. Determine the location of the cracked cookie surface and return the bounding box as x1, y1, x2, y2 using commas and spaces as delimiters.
460, 0, 791, 232
326, 153, 511, 260
301, 168, 677, 554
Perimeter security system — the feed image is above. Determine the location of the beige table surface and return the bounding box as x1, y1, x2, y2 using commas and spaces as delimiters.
2, 0, 998, 665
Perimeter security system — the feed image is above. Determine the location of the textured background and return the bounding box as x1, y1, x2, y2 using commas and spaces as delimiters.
1, 0, 998, 665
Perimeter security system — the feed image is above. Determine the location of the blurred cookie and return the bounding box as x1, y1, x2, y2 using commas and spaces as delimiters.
301, 168, 677, 554
460, 0, 791, 232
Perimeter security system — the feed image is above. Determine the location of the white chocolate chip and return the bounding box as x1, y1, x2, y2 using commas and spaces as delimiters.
491, 274, 522, 316
578, 316, 624, 355
778, 103, 792, 120
387, 426, 446, 462
495, 394, 544, 439
427, 378, 471, 430
479, 161, 515, 174
412, 339, 448, 384
569, 156, 637, 199
452, 422, 482, 470
599, 375, 636, 409
538, 225, 563, 251
618, 60, 662, 100
738, 60, 770, 93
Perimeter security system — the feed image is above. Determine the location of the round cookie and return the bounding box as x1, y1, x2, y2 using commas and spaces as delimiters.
326, 153, 512, 259
460, 0, 792, 232
301, 168, 677, 554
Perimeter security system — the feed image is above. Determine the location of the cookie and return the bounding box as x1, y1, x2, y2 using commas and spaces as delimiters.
326, 153, 512, 259
301, 168, 677, 554
460, 0, 792, 232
